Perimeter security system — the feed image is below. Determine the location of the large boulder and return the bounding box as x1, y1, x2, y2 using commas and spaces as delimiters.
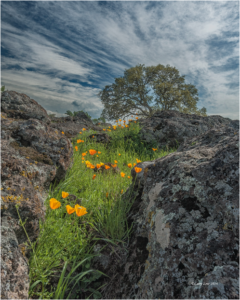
1, 117, 73, 299
0, 92, 112, 299
91, 123, 239, 299
137, 110, 238, 151
74, 111, 94, 123
1, 91, 51, 125
1, 92, 74, 299
49, 114, 107, 138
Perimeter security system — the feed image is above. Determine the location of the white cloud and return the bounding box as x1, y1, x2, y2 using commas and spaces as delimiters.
1, 0, 238, 121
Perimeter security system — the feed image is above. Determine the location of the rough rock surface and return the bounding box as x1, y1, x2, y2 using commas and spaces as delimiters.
0, 113, 73, 300
87, 133, 112, 145
1, 91, 239, 299
91, 124, 239, 299
50, 114, 112, 138
1, 92, 74, 299
1, 91, 51, 125
137, 109, 239, 151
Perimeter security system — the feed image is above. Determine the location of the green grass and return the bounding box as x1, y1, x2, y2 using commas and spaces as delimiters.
22, 119, 178, 299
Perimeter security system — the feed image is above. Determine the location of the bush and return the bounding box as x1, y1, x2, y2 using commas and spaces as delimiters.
1, 85, 6, 93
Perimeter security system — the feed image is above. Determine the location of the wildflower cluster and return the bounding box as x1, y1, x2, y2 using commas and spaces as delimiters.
50, 191, 87, 217
23, 112, 176, 300
19, 120, 158, 218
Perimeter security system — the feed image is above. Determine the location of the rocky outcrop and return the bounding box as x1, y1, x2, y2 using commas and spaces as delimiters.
1, 115, 73, 298
137, 109, 239, 151
49, 115, 112, 138
86, 133, 112, 144
91, 123, 239, 299
1, 91, 239, 299
1, 91, 74, 299
1, 91, 51, 124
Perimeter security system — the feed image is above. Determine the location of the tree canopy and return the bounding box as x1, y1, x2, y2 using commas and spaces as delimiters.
98, 64, 207, 121
64, 110, 106, 124
1, 85, 6, 93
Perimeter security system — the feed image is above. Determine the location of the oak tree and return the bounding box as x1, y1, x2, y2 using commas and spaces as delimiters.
98, 64, 207, 121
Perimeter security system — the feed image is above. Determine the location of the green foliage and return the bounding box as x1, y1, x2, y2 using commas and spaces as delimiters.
0, 85, 5, 92
108, 128, 158, 160
65, 110, 107, 124
48, 113, 56, 118
67, 257, 106, 299
65, 110, 92, 120
26, 120, 178, 299
53, 250, 105, 299
98, 64, 208, 121
92, 116, 106, 124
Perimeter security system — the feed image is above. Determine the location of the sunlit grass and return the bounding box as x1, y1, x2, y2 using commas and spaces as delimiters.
25, 118, 178, 299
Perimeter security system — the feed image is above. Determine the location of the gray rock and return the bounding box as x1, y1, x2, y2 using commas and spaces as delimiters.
73, 111, 93, 123
137, 109, 238, 151
1, 92, 102, 299
1, 91, 51, 124
91, 120, 239, 299
1, 96, 73, 299
1, 94, 239, 299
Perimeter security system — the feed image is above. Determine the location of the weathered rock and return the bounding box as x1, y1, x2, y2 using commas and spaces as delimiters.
138, 109, 239, 151
87, 133, 112, 144
0, 113, 73, 299
74, 111, 94, 122
1, 91, 239, 300
50, 115, 114, 139
1, 91, 51, 124
96, 122, 113, 128
91, 124, 239, 299
1, 93, 74, 299
0, 92, 108, 299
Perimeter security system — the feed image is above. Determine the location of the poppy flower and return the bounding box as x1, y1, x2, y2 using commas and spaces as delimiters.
136, 117, 138, 120
135, 167, 142, 173
136, 159, 141, 163
96, 164, 101, 169
89, 149, 97, 155
114, 160, 118, 163
133, 163, 136, 166
100, 162, 105, 166
106, 193, 109, 197
75, 146, 78, 151
119, 119, 122, 122
152, 148, 157, 151
82, 153, 86, 156
128, 176, 131, 179
128, 163, 132, 168
62, 191, 69, 198
92, 174, 96, 180
83, 128, 86, 131
79, 132, 82, 134
82, 157, 85, 160
103, 129, 106, 131
66, 205, 75, 214
75, 205, 88, 217
62, 132, 64, 134
105, 165, 110, 170
121, 172, 125, 178
121, 189, 123, 194
50, 198, 61, 209
98, 151, 101, 154
111, 164, 117, 168
118, 153, 121, 156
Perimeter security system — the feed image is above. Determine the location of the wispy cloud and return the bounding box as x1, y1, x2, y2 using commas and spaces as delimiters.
1, 0, 239, 122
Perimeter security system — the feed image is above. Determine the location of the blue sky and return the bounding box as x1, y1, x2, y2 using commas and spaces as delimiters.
1, 0, 239, 124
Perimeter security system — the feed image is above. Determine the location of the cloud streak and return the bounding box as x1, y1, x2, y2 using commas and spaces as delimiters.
1, 0, 239, 122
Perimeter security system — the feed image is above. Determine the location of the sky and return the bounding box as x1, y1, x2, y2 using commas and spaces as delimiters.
1, 0, 239, 125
